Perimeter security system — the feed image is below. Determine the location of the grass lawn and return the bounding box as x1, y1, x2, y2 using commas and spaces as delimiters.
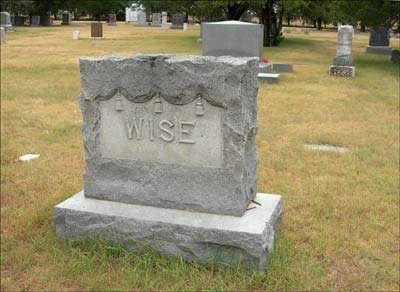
1, 21, 399, 291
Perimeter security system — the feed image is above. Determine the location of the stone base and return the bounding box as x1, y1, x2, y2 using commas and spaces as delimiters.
366, 46, 392, 55
54, 191, 282, 271
258, 73, 280, 84
329, 65, 355, 77
90, 37, 104, 40
1, 25, 13, 32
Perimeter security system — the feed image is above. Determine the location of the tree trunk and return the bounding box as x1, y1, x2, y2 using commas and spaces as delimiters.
287, 16, 290, 26
226, 2, 249, 20
360, 21, 366, 32
317, 18, 322, 30
313, 20, 317, 28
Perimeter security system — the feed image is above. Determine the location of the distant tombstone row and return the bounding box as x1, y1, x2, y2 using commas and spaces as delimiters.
135, 11, 147, 26
366, 26, 392, 55
30, 15, 40, 26
151, 13, 161, 27
329, 25, 355, 77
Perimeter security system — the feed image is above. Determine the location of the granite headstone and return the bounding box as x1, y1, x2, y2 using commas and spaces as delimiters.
151, 13, 161, 27
90, 22, 103, 39
61, 11, 71, 25
170, 14, 184, 29
329, 25, 355, 77
12, 15, 26, 26
366, 26, 392, 55
30, 15, 40, 26
40, 13, 51, 26
0, 12, 12, 31
161, 12, 168, 30
108, 14, 117, 26
136, 11, 147, 26
54, 54, 283, 271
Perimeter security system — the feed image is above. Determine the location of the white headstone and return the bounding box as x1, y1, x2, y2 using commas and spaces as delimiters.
183, 23, 188, 30
0, 27, 5, 44
161, 12, 168, 30
72, 30, 80, 40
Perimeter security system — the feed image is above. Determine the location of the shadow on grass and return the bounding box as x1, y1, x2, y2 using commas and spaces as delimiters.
355, 54, 399, 77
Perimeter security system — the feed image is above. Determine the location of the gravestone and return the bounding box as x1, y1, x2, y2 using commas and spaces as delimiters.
259, 62, 272, 73
72, 30, 80, 40
30, 15, 40, 26
170, 14, 184, 29
125, 7, 134, 22
151, 13, 161, 27
0, 27, 5, 44
161, 12, 168, 30
366, 26, 392, 55
54, 55, 283, 271
273, 64, 293, 73
135, 11, 147, 26
329, 25, 355, 77
61, 11, 71, 25
0, 12, 12, 31
183, 23, 188, 30
296, 28, 301, 33
197, 21, 207, 42
40, 13, 51, 26
188, 17, 195, 25
304, 31, 310, 35
202, 21, 264, 59
391, 49, 400, 64
90, 22, 103, 39
13, 15, 26, 26
108, 14, 117, 26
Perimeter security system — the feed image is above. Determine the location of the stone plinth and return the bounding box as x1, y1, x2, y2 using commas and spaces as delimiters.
55, 191, 282, 271
79, 55, 259, 217
366, 46, 393, 55
61, 11, 71, 25
0, 12, 12, 31
108, 14, 117, 26
259, 63, 272, 73
135, 12, 147, 26
151, 13, 161, 27
90, 22, 103, 39
329, 65, 355, 77
202, 21, 264, 59
170, 14, 183, 29
30, 15, 40, 26
161, 12, 168, 30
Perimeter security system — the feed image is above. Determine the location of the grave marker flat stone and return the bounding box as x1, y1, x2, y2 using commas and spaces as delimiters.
273, 64, 293, 73
54, 54, 282, 271
202, 21, 264, 59
366, 26, 392, 55
151, 13, 161, 27
258, 73, 280, 84
30, 15, 40, 26
90, 22, 103, 39
329, 25, 355, 77
170, 14, 184, 29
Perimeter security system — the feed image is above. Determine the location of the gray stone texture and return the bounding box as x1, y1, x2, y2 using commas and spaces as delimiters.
30, 15, 40, 26
333, 25, 354, 66
54, 191, 282, 271
366, 46, 393, 55
202, 21, 264, 59
170, 14, 184, 29
329, 65, 355, 78
0, 27, 5, 44
40, 13, 51, 26
273, 64, 293, 73
79, 55, 259, 217
151, 13, 161, 27
12, 15, 26, 26
259, 63, 272, 73
0, 12, 12, 32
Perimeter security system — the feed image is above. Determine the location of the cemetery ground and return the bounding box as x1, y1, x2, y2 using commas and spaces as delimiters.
1, 22, 399, 291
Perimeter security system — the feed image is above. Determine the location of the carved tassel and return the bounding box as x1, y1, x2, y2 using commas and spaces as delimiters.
154, 96, 163, 113
195, 97, 204, 116
115, 96, 124, 111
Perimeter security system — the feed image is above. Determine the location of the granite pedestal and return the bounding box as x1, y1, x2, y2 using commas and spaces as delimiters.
55, 191, 282, 271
